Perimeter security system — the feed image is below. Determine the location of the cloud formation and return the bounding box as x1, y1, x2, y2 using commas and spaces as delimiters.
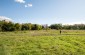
15, 0, 32, 8
15, 0, 25, 3
0, 16, 12, 21
25, 3, 32, 7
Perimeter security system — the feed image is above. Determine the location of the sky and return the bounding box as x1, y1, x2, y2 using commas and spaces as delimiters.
0, 0, 85, 25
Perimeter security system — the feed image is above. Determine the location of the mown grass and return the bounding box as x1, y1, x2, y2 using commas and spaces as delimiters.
0, 30, 85, 55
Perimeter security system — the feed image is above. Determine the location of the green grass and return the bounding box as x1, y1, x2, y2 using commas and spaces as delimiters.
0, 30, 85, 55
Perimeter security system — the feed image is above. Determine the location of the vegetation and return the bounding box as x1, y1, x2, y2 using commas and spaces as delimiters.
49, 24, 62, 30
0, 20, 85, 55
0, 30, 85, 55
1, 21, 85, 32
0, 21, 43, 31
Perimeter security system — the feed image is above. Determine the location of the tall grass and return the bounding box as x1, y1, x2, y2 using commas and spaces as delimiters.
0, 30, 85, 55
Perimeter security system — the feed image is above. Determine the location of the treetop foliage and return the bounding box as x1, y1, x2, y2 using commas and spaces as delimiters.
0, 20, 85, 31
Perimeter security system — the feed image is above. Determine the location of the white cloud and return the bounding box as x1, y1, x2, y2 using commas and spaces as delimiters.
25, 5, 28, 8
15, 0, 25, 3
25, 3, 32, 8
0, 16, 12, 21
28, 3, 32, 7
15, 0, 33, 8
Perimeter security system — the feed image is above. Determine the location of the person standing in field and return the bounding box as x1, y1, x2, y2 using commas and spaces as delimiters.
60, 30, 61, 34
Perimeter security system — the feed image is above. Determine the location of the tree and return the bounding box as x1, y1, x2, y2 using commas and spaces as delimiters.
2, 22, 15, 31
15, 23, 21, 31
28, 23, 32, 30
0, 21, 4, 31
21, 23, 32, 30
31, 24, 42, 30
50, 24, 62, 30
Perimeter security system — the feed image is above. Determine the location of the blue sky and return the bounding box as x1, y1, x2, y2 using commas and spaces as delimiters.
0, 0, 85, 25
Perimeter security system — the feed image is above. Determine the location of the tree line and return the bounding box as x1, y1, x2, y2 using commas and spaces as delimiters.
0, 20, 85, 31
0, 21, 43, 31
50, 24, 85, 30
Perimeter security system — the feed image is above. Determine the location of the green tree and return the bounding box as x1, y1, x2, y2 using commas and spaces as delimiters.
0, 21, 4, 31
32, 24, 42, 30
50, 24, 62, 30
28, 23, 32, 30
2, 22, 15, 31
15, 23, 21, 31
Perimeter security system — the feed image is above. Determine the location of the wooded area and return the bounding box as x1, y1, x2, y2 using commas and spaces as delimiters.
0, 20, 85, 31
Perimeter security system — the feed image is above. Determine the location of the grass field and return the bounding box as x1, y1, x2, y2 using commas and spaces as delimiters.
0, 30, 85, 55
